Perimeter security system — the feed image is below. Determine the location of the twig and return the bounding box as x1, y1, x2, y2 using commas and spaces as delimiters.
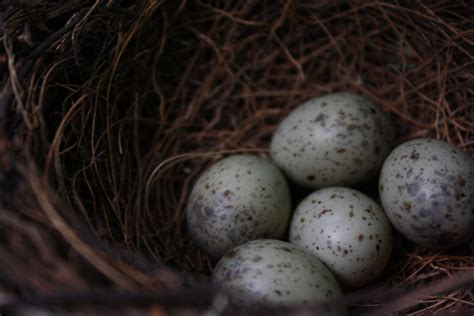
0, 287, 215, 312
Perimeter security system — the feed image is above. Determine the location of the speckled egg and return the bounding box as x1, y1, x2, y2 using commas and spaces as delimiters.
186, 155, 292, 258
213, 239, 346, 314
379, 138, 474, 249
270, 92, 396, 188
289, 187, 392, 289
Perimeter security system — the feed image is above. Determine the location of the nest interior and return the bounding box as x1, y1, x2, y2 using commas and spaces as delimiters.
1, 0, 473, 314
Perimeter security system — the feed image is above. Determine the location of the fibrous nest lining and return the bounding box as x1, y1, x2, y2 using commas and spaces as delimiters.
0, 0, 473, 315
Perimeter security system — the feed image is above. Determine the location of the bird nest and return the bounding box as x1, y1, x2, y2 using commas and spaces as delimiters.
0, 1, 473, 315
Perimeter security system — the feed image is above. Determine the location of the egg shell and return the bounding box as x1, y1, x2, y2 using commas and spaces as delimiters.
186, 155, 292, 258
379, 138, 474, 248
289, 187, 392, 289
270, 92, 395, 188
213, 239, 346, 314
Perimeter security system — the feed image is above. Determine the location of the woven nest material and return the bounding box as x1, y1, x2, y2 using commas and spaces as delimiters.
0, 1, 473, 315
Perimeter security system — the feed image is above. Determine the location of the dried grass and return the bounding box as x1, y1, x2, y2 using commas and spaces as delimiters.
0, 0, 473, 315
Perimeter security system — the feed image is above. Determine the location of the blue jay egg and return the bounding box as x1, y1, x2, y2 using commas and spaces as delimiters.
213, 239, 346, 314
271, 93, 395, 188
379, 138, 474, 248
289, 187, 392, 289
186, 155, 291, 258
